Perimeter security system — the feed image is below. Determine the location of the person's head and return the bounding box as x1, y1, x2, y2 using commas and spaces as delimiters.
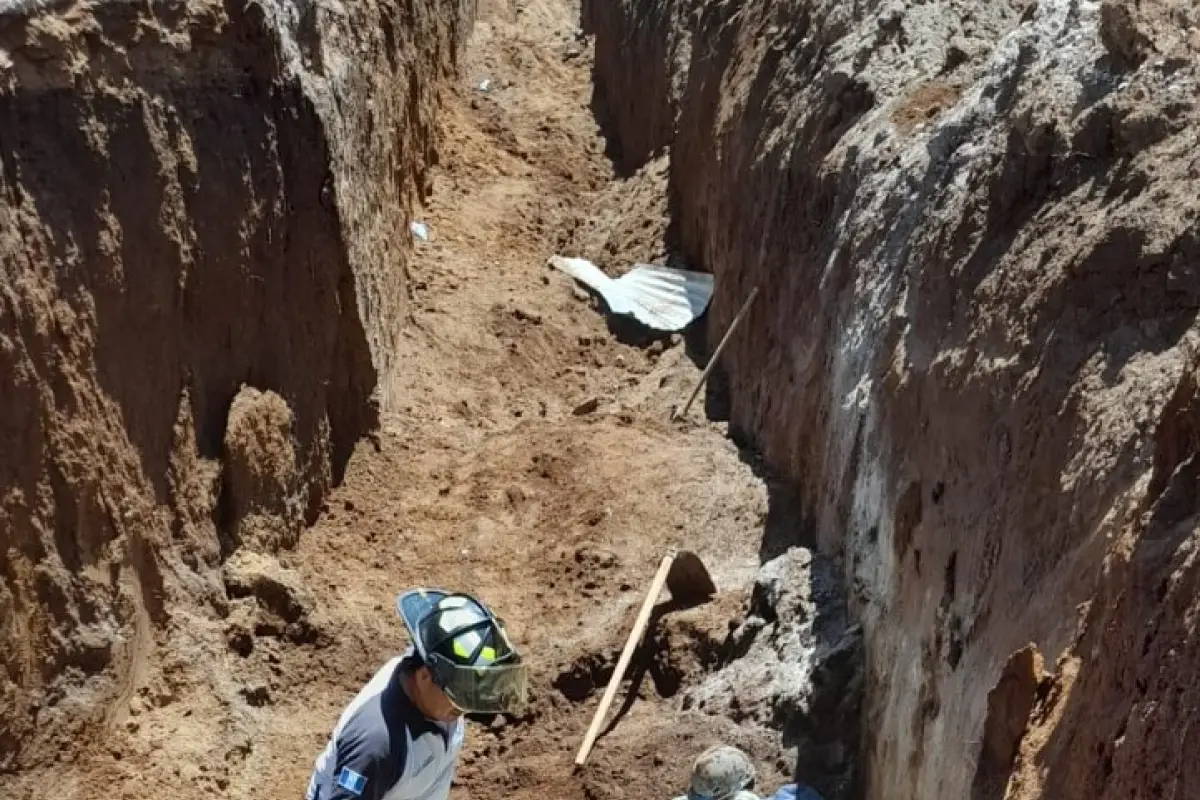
684, 746, 758, 800
396, 588, 529, 722
402, 654, 463, 722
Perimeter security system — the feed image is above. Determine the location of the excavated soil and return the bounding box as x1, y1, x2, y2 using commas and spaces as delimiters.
7, 0, 1197, 799
1, 0, 831, 798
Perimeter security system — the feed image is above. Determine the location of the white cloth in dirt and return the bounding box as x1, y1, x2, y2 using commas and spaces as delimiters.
306, 650, 465, 800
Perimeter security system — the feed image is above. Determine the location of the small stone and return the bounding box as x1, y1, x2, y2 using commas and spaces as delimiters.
576, 543, 617, 567
513, 307, 543, 325
572, 397, 600, 416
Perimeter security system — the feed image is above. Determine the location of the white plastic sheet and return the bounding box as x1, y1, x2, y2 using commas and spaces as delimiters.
548, 256, 714, 331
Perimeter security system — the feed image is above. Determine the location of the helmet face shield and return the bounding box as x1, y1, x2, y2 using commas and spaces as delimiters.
396, 588, 529, 716
427, 652, 530, 714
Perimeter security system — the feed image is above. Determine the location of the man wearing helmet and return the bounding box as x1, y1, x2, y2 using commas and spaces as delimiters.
305, 588, 529, 800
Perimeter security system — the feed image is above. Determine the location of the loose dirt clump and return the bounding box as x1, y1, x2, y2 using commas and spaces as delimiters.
221, 550, 323, 644
564, 154, 676, 274
221, 387, 304, 555
891, 80, 964, 134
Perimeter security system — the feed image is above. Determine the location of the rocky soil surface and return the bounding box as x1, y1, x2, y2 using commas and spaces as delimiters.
585, 0, 1200, 798
3, 0, 1198, 799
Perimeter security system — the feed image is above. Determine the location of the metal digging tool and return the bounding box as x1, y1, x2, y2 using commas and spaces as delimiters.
573, 548, 716, 767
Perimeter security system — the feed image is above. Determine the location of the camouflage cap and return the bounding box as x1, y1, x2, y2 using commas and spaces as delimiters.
685, 746, 758, 800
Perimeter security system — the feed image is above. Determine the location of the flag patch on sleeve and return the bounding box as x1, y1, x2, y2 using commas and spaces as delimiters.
337, 767, 368, 796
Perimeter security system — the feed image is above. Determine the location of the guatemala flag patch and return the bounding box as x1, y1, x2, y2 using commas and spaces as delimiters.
336, 767, 368, 796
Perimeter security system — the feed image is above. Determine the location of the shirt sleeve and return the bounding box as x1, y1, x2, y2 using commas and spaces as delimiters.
323, 715, 408, 800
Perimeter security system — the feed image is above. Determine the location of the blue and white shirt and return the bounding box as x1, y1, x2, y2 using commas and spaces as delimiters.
306, 652, 465, 800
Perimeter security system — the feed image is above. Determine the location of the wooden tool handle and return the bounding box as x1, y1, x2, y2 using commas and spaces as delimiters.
574, 550, 676, 766
673, 286, 760, 421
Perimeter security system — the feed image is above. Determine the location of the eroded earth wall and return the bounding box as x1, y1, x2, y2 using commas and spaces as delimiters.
585, 1, 1200, 798
0, 0, 469, 772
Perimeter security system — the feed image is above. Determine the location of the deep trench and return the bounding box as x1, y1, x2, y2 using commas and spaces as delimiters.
4, 1, 1199, 800
0, 0, 862, 797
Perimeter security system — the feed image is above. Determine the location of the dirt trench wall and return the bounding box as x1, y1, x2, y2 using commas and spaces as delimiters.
585, 1, 1200, 798
0, 0, 470, 771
